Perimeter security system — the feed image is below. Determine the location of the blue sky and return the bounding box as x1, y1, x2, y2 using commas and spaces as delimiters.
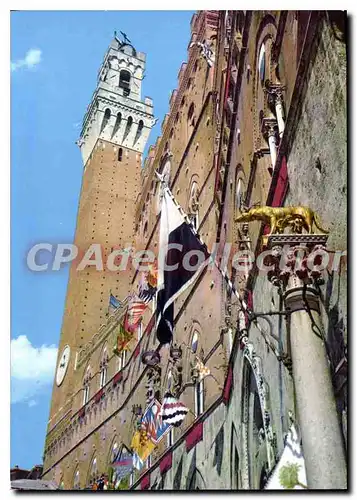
10, 10, 194, 469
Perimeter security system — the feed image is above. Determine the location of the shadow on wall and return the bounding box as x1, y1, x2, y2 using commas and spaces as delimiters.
322, 267, 346, 372
173, 456, 183, 490
213, 425, 224, 476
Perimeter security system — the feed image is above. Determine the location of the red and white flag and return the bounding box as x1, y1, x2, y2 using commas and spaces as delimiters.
123, 294, 147, 333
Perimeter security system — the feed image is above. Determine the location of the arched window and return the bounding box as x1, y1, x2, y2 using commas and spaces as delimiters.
194, 379, 204, 417
117, 350, 127, 372
138, 321, 143, 341
167, 427, 174, 447
129, 471, 134, 487
258, 43, 266, 83
110, 441, 119, 464
119, 70, 131, 96
118, 147, 123, 162
111, 112, 122, 138
191, 331, 199, 353
231, 424, 240, 489
235, 178, 243, 214
123, 116, 133, 141
73, 469, 80, 490
83, 365, 91, 406
99, 347, 108, 389
89, 456, 98, 485
241, 359, 270, 489
134, 119, 144, 144
187, 103, 196, 138
188, 468, 206, 490
233, 447, 239, 488
188, 103, 195, 121
167, 369, 172, 391
100, 108, 111, 133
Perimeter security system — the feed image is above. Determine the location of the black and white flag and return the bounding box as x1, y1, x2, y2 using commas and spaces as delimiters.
156, 188, 210, 344
160, 392, 189, 427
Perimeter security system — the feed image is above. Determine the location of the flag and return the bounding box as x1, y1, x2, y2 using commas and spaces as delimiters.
193, 356, 211, 382
160, 392, 189, 427
111, 446, 133, 483
156, 189, 210, 344
138, 262, 158, 304
108, 293, 121, 315
130, 429, 156, 464
189, 41, 215, 67
141, 399, 172, 444
123, 294, 147, 333
114, 324, 133, 354
132, 452, 144, 471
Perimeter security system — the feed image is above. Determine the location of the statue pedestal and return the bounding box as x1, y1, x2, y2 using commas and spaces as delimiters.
266, 234, 347, 489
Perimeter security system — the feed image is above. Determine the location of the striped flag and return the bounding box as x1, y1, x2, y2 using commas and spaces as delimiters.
160, 392, 189, 427
123, 294, 148, 334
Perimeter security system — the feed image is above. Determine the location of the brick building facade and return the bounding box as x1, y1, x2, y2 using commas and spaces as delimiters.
42, 11, 347, 490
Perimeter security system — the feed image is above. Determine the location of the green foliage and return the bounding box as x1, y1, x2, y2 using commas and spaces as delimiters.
279, 462, 307, 489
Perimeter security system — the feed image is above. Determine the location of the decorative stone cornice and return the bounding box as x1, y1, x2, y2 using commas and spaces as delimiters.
265, 234, 329, 291
266, 233, 328, 249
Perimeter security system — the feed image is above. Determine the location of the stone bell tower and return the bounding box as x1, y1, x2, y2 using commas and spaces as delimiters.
47, 34, 156, 423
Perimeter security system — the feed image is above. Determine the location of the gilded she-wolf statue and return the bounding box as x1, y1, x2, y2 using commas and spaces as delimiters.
235, 206, 329, 237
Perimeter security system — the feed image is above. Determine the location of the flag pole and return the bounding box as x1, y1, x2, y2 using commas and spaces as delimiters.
154, 171, 282, 360
107, 288, 112, 317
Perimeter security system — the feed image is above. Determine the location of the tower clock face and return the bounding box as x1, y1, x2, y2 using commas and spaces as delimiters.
56, 345, 70, 387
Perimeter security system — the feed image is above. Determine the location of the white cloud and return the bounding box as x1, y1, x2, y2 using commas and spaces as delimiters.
11, 48, 42, 72
11, 335, 57, 404
28, 400, 37, 408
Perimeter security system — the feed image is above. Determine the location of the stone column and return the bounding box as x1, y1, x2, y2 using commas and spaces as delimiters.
274, 92, 285, 138
267, 130, 278, 168
262, 117, 278, 170
267, 235, 347, 490
265, 84, 286, 138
